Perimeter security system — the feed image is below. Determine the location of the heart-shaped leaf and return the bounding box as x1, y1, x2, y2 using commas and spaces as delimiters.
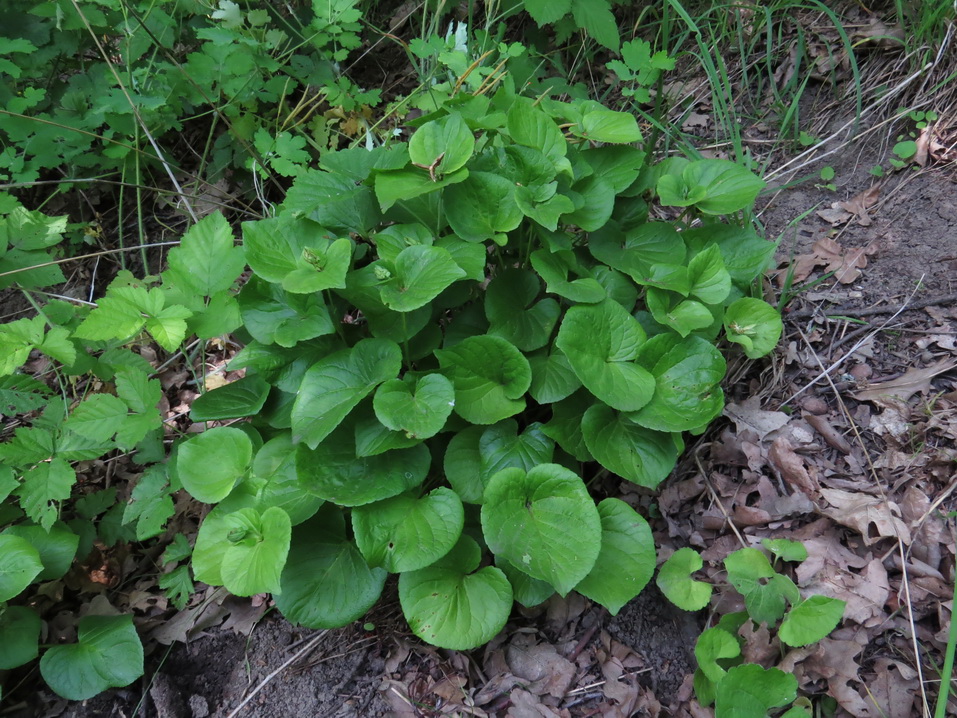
436, 335, 531, 425
480, 420, 554, 482
292, 338, 402, 448
219, 506, 292, 596
575, 499, 656, 615
481, 463, 601, 595
352, 487, 464, 572
724, 298, 783, 359
589, 222, 686, 284
276, 509, 387, 629
40, 615, 143, 701
176, 427, 252, 504
581, 404, 678, 488
656, 547, 712, 611
528, 348, 581, 404
191, 374, 270, 421
408, 112, 475, 176
627, 334, 726, 432
377, 245, 466, 312
297, 426, 430, 506
485, 269, 560, 352
445, 171, 523, 243
0, 605, 41, 669
373, 373, 455, 439
399, 535, 512, 650
715, 665, 797, 718
555, 299, 654, 412
779, 596, 846, 647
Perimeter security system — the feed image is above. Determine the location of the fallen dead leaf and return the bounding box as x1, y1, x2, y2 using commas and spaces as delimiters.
838, 184, 880, 226
788, 238, 875, 285
723, 397, 790, 441
853, 358, 957, 403
819, 488, 912, 545
768, 437, 820, 498
803, 412, 853, 453
816, 203, 853, 226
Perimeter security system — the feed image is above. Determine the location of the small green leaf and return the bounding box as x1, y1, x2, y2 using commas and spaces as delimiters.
762, 538, 808, 563
555, 300, 654, 412
40, 615, 143, 701
292, 338, 402, 448
542, 390, 594, 462
0, 533, 43, 601
893, 140, 917, 159
238, 277, 335, 347
373, 373, 455, 439
695, 627, 741, 683
191, 375, 270, 421
281, 238, 352, 293
377, 245, 466, 312
714, 664, 797, 718
581, 404, 678, 488
588, 222, 686, 282
507, 100, 570, 175
480, 420, 554, 483
17, 458, 75, 531
352, 488, 464, 572
658, 159, 765, 215
399, 535, 513, 650
724, 298, 783, 359
575, 499, 655, 615
529, 249, 606, 303
436, 335, 531, 425
687, 245, 732, 304
496, 555, 555, 607
177, 427, 253, 503
481, 463, 601, 595
779, 596, 846, 647
657, 547, 712, 611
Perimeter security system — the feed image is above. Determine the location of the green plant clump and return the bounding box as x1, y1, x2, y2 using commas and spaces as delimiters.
0, 53, 789, 706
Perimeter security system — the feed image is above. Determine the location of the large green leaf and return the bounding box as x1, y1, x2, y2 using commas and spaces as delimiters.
408, 112, 475, 176
373, 373, 455, 439
481, 463, 601, 595
165, 211, 245, 296
445, 171, 523, 243
284, 169, 381, 235
480, 420, 554, 481
352, 488, 463, 572
0, 534, 43, 601
436, 335, 531, 425
0, 605, 41, 669
276, 510, 386, 628
296, 426, 429, 506
574, 499, 655, 615
627, 334, 726, 432
779, 596, 845, 647
242, 215, 334, 283
292, 338, 402, 448
555, 300, 654, 412
541, 389, 594, 462
657, 159, 765, 216
687, 244, 732, 304
682, 224, 776, 286
573, 109, 642, 144
237, 276, 335, 347
250, 433, 323, 526
3, 521, 78, 581
40, 615, 143, 701
528, 348, 581, 404
485, 269, 560, 352
373, 222, 433, 263
399, 535, 512, 650
506, 100, 570, 175
374, 167, 468, 211
190, 374, 270, 421
176, 427, 252, 503
563, 175, 615, 231
219, 506, 291, 596
714, 665, 797, 718
444, 425, 485, 503
581, 404, 678, 488
377, 245, 466, 312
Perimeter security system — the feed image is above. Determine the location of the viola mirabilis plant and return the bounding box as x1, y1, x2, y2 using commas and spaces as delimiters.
176, 87, 782, 650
